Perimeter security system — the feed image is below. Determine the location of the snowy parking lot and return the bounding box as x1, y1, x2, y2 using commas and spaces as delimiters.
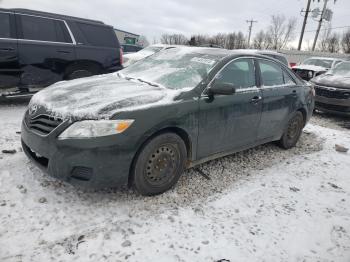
0, 102, 350, 262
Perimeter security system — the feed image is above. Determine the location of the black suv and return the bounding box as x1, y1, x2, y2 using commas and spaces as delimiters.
0, 8, 122, 94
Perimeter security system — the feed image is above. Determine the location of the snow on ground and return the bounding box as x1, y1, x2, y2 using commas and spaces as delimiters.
0, 104, 350, 262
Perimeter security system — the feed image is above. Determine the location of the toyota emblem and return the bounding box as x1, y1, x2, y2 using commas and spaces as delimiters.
29, 104, 38, 116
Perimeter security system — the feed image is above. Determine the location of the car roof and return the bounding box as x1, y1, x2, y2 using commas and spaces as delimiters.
306, 56, 343, 61
0, 8, 105, 25
234, 49, 285, 56
158, 46, 288, 63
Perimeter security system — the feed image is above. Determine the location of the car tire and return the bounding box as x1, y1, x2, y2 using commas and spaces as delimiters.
278, 111, 304, 149
132, 133, 187, 196
65, 63, 101, 80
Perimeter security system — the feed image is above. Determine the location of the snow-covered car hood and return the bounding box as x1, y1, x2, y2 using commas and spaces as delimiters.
29, 73, 187, 120
292, 64, 328, 72
311, 74, 350, 89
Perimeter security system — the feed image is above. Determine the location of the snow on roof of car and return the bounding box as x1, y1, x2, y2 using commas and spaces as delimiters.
305, 57, 343, 61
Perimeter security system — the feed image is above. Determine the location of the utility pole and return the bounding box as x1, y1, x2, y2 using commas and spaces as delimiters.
312, 0, 329, 51
298, 0, 312, 50
246, 19, 258, 48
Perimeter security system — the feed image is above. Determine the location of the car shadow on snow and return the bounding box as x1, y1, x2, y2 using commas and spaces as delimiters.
25, 130, 324, 210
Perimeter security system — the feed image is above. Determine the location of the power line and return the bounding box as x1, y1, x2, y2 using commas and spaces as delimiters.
246, 19, 258, 48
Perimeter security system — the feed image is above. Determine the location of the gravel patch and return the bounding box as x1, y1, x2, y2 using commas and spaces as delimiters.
25, 127, 323, 210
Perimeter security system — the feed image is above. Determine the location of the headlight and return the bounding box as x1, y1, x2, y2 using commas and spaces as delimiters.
308, 71, 314, 78
58, 119, 134, 139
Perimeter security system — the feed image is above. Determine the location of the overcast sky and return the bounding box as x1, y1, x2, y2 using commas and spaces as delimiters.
1, 0, 349, 48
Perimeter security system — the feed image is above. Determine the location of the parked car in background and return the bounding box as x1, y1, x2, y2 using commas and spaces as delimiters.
292, 57, 344, 81
0, 8, 122, 96
311, 61, 350, 115
123, 44, 174, 67
22, 47, 314, 195
121, 44, 143, 54
235, 49, 289, 67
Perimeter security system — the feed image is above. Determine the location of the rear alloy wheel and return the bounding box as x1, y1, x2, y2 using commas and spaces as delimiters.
132, 133, 186, 196
65, 63, 101, 80
278, 111, 304, 149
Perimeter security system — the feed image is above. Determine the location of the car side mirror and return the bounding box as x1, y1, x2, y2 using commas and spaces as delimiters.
208, 81, 236, 96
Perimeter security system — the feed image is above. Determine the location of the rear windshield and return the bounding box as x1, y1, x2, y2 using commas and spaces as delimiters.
302, 58, 333, 68
120, 47, 222, 90
77, 23, 119, 48
327, 62, 350, 76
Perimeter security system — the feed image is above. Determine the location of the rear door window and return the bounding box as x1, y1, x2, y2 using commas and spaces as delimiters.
0, 13, 11, 38
76, 23, 118, 48
215, 58, 256, 89
258, 60, 284, 86
19, 15, 71, 43
283, 71, 296, 85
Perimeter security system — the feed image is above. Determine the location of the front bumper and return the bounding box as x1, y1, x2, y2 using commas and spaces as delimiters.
21, 118, 136, 189
315, 95, 350, 116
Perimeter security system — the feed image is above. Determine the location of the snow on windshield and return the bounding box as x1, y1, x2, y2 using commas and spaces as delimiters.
120, 47, 221, 90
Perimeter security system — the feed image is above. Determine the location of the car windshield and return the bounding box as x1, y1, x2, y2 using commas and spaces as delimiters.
120, 47, 222, 90
302, 58, 333, 68
327, 62, 350, 76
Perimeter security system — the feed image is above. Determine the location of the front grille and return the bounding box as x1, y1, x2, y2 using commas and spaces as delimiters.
315, 86, 350, 100
26, 113, 63, 135
316, 102, 350, 113
21, 141, 49, 167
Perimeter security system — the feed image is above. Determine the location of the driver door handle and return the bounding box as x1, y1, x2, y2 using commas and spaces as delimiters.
251, 96, 262, 103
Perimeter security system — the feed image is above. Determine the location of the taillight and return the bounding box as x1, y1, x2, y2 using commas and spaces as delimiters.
120, 48, 123, 65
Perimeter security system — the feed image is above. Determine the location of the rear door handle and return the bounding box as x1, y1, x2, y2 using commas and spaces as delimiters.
251, 96, 262, 103
57, 50, 71, 54
0, 47, 15, 51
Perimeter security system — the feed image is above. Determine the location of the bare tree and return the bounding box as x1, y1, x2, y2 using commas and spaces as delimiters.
236, 32, 247, 49
252, 30, 273, 49
225, 33, 237, 49
268, 15, 297, 50
341, 29, 350, 53
253, 30, 265, 49
317, 25, 340, 53
160, 34, 188, 45
318, 24, 332, 51
209, 33, 226, 47
325, 33, 340, 53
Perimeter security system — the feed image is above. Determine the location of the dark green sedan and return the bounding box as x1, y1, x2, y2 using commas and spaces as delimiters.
21, 47, 315, 195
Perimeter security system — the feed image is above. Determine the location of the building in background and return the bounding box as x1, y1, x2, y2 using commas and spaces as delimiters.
114, 28, 140, 46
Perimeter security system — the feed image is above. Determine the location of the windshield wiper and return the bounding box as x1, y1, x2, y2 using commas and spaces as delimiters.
122, 75, 159, 87
137, 78, 159, 87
